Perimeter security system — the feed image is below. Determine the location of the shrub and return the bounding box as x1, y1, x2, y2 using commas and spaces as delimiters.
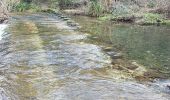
15, 2, 30, 12
88, 1, 104, 17
143, 13, 164, 23
14, 2, 40, 12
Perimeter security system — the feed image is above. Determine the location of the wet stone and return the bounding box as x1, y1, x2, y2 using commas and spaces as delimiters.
103, 47, 113, 52
63, 17, 71, 21
60, 16, 68, 19
106, 52, 123, 59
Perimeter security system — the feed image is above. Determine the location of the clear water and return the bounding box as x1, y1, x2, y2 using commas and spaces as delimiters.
0, 13, 170, 100
72, 15, 170, 77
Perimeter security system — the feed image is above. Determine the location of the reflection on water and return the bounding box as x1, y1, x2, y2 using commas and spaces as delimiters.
0, 13, 170, 100
72, 15, 170, 77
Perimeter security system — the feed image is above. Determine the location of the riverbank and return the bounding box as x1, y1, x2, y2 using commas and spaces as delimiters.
10, 0, 170, 26
60, 0, 170, 26
62, 9, 170, 26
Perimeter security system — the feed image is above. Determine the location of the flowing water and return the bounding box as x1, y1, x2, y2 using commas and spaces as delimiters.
0, 13, 170, 100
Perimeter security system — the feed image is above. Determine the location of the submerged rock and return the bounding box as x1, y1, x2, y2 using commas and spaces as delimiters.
103, 47, 113, 52
63, 17, 71, 21
106, 51, 123, 59
60, 16, 68, 19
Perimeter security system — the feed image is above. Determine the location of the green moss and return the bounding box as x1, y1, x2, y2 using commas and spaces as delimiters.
143, 13, 165, 24
88, 1, 104, 17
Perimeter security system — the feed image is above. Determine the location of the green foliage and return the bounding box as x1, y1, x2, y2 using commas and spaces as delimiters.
143, 13, 164, 23
88, 1, 104, 17
14, 2, 40, 12
15, 2, 30, 12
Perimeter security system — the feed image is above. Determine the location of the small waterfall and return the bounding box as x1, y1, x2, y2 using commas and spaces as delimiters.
0, 24, 7, 40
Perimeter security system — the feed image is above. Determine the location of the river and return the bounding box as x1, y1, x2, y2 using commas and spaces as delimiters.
0, 13, 170, 100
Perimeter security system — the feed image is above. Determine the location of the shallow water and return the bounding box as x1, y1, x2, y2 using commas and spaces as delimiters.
0, 13, 170, 100
71, 16, 170, 77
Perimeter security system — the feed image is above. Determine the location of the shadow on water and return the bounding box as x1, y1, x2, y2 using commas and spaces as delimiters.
0, 13, 170, 100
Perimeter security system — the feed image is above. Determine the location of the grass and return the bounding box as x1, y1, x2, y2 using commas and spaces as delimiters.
143, 13, 164, 23
14, 2, 40, 12
88, 1, 104, 17
135, 13, 166, 25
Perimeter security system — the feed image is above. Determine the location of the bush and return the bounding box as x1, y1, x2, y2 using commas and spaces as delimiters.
143, 13, 164, 23
88, 1, 104, 17
14, 2, 40, 12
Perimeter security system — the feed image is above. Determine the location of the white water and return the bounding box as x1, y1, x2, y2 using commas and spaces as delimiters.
0, 24, 8, 40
